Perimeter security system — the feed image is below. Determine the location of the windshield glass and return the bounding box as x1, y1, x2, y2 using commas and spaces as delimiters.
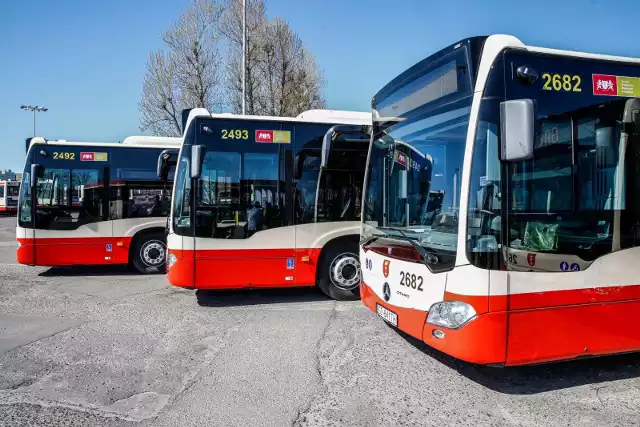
19, 145, 172, 230
172, 119, 369, 238
7, 185, 20, 197
363, 45, 472, 269
506, 99, 639, 269
172, 118, 292, 239
364, 101, 470, 259
501, 51, 640, 272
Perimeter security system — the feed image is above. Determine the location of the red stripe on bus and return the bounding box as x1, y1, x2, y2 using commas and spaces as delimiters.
167, 247, 323, 290
17, 237, 132, 266
443, 283, 640, 313
363, 281, 640, 365
506, 299, 640, 365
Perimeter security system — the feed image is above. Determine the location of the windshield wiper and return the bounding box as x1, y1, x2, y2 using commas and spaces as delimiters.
381, 227, 438, 270
361, 232, 385, 248
385, 227, 430, 266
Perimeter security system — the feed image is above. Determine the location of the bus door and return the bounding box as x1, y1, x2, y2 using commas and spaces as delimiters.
192, 121, 296, 288
30, 147, 113, 266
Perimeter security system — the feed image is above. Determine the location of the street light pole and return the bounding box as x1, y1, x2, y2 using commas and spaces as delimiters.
20, 105, 48, 137
242, 0, 246, 115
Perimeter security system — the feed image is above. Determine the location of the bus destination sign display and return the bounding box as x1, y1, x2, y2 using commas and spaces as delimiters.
593, 74, 640, 97
255, 130, 291, 144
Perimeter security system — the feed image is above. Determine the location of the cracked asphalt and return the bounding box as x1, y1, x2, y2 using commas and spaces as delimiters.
1, 216, 639, 426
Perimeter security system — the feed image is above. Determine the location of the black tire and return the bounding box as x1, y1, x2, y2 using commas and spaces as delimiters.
131, 232, 167, 274
316, 241, 361, 301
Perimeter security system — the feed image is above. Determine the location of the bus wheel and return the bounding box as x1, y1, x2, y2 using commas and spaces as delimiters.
317, 244, 361, 301
132, 232, 166, 274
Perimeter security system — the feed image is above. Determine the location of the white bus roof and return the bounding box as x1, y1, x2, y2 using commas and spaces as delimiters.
28, 135, 182, 150
182, 108, 371, 137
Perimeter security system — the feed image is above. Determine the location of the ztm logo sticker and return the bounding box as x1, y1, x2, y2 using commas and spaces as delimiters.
80, 152, 108, 162
593, 74, 617, 96
255, 130, 291, 144
382, 259, 390, 278
255, 130, 274, 143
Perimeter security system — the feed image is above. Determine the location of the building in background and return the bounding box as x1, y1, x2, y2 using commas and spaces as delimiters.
0, 169, 17, 181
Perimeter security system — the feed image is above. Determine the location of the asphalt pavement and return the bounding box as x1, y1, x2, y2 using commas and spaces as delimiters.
0, 215, 639, 426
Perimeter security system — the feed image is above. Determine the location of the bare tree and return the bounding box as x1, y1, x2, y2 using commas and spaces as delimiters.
140, 0, 327, 130
139, 0, 223, 136
258, 18, 326, 117
139, 51, 182, 136
221, 0, 267, 115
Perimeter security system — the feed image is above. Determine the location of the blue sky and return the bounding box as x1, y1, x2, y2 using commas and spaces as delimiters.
1, 0, 639, 171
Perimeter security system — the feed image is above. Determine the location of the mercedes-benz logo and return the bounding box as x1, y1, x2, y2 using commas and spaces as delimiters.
382, 282, 391, 302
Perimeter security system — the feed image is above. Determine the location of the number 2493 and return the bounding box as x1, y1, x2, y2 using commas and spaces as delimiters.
221, 129, 248, 140
542, 73, 582, 92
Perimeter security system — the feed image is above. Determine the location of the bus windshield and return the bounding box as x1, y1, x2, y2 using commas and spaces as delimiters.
363, 45, 473, 268
7, 185, 19, 197
506, 98, 639, 266
172, 118, 368, 239
19, 145, 173, 229
364, 104, 469, 257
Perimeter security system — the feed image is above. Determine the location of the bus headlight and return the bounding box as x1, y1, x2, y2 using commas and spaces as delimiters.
167, 253, 177, 269
426, 301, 476, 329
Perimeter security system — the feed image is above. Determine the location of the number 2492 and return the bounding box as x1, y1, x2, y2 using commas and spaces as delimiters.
542, 73, 582, 92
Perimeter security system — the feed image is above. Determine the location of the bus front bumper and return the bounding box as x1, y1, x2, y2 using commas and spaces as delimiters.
360, 281, 507, 366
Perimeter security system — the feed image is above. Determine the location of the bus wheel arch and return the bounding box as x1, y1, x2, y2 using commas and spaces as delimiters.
129, 228, 167, 274
316, 235, 361, 301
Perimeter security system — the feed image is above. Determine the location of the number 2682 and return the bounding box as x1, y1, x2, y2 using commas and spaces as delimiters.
542, 73, 582, 92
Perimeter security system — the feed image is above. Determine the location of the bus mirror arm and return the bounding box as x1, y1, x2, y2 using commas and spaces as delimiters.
190, 145, 206, 179
30, 164, 44, 188
500, 99, 535, 161
293, 154, 304, 180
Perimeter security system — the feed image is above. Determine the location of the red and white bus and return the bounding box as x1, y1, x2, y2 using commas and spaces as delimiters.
0, 181, 20, 213
17, 136, 181, 273
360, 34, 640, 366
166, 109, 371, 300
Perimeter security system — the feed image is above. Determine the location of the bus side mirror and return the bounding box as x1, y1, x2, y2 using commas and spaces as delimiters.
293, 154, 304, 180
30, 164, 44, 189
157, 149, 176, 181
157, 155, 167, 180
190, 145, 206, 179
500, 99, 534, 161
398, 170, 408, 199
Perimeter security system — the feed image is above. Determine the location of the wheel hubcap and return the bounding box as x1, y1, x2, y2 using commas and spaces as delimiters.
329, 253, 361, 291
141, 241, 166, 267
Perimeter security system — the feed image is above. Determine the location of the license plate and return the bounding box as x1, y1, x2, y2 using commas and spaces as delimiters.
376, 303, 398, 327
